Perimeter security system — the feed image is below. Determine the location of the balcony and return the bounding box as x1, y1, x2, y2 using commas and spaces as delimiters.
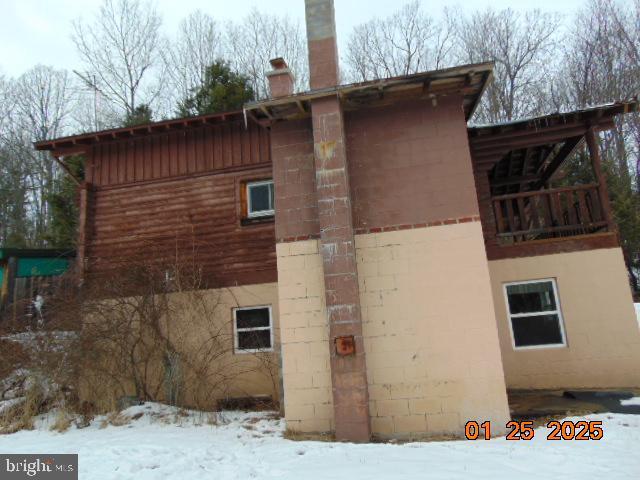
492, 184, 609, 245
467, 103, 636, 259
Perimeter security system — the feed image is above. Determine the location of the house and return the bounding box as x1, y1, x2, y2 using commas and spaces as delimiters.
35, 0, 640, 441
0, 248, 74, 320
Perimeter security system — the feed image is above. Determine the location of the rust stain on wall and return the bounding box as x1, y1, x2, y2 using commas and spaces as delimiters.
315, 141, 336, 164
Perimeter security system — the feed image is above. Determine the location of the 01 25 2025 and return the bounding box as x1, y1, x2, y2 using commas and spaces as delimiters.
464, 420, 604, 440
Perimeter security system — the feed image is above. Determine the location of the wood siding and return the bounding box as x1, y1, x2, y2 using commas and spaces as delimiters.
87, 122, 270, 187
82, 121, 276, 288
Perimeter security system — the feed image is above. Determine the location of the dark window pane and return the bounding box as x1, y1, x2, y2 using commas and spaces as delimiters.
238, 329, 271, 350
512, 314, 563, 347
236, 308, 270, 329
507, 281, 556, 314
249, 183, 273, 213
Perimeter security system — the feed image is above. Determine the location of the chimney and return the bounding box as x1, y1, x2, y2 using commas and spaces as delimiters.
266, 57, 295, 98
304, 0, 339, 89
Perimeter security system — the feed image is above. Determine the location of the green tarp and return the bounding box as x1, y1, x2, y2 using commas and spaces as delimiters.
16, 257, 70, 278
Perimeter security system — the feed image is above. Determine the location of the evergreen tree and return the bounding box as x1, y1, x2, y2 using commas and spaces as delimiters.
178, 61, 254, 117
124, 104, 153, 127
44, 156, 84, 248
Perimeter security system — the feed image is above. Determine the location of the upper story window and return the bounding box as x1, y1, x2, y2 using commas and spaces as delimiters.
503, 279, 567, 350
247, 180, 274, 218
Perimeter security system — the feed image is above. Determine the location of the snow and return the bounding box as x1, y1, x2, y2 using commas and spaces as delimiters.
1, 330, 77, 350
621, 397, 640, 406
0, 397, 23, 414
0, 403, 639, 479
635, 303, 640, 327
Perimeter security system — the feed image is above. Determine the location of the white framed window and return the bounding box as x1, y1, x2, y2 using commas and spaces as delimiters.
246, 180, 274, 218
233, 305, 274, 353
503, 279, 567, 350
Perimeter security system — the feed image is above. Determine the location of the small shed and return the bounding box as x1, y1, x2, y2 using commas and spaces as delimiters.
0, 248, 75, 316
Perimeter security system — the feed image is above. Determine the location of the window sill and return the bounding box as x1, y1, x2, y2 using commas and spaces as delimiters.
241, 215, 274, 226
234, 348, 275, 355
512, 343, 567, 351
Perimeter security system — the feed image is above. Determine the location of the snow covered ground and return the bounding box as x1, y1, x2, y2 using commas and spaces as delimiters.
635, 303, 640, 326
0, 403, 639, 479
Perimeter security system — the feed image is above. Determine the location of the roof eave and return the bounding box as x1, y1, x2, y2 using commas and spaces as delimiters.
246, 61, 495, 122
34, 109, 247, 154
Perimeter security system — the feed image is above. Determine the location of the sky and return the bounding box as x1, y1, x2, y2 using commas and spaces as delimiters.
0, 0, 587, 78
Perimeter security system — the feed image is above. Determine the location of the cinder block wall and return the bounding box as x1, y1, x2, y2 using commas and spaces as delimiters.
272, 94, 512, 438
355, 223, 510, 438
276, 239, 334, 432
271, 119, 335, 433
344, 97, 510, 438
80, 283, 281, 411
490, 247, 640, 389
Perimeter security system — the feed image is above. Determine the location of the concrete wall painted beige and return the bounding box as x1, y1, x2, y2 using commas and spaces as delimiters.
356, 222, 510, 439
276, 239, 334, 433
81, 283, 280, 410
489, 248, 640, 389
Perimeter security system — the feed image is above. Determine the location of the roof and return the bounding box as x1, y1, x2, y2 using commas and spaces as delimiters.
0, 248, 76, 261
245, 61, 494, 123
34, 110, 246, 156
34, 62, 494, 156
468, 100, 638, 136
467, 99, 639, 196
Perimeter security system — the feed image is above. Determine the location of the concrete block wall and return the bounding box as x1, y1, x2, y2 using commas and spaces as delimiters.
271, 118, 319, 242
276, 239, 334, 432
355, 222, 511, 439
346, 96, 480, 230
490, 247, 640, 389
80, 282, 281, 410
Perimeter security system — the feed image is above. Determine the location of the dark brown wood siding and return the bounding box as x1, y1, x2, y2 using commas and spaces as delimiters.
82, 121, 276, 288
86, 121, 270, 187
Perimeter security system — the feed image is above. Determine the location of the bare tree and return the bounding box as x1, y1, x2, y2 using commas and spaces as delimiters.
0, 73, 29, 246
162, 10, 224, 113
344, 1, 455, 82
0, 73, 12, 132
226, 8, 308, 98
72, 0, 163, 123
557, 0, 640, 291
453, 8, 561, 124
2, 66, 73, 244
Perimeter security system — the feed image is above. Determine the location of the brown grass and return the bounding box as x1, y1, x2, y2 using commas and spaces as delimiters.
283, 429, 334, 442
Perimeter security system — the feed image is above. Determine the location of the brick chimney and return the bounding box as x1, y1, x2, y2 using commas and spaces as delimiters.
305, 0, 339, 89
304, 0, 372, 443
266, 57, 295, 98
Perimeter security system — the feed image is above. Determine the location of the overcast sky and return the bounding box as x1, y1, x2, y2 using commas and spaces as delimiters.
0, 0, 586, 77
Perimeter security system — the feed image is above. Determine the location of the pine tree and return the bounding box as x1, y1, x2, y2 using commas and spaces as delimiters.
178, 61, 254, 117
124, 104, 153, 127
44, 156, 84, 248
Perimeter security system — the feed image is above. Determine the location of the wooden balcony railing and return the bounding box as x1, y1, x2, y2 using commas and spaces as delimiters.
492, 184, 609, 243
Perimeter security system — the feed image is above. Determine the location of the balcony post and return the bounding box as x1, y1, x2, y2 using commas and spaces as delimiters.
585, 127, 613, 231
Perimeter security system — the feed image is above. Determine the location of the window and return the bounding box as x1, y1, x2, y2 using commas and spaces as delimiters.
503, 279, 567, 350
246, 180, 274, 218
233, 306, 273, 353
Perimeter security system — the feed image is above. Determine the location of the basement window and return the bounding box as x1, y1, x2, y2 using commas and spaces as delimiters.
246, 180, 275, 218
233, 306, 273, 353
503, 279, 567, 350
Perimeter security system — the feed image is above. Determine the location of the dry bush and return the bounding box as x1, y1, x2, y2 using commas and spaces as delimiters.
0, 243, 280, 432
0, 382, 47, 434
76, 246, 280, 412
100, 411, 131, 428
50, 408, 74, 433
